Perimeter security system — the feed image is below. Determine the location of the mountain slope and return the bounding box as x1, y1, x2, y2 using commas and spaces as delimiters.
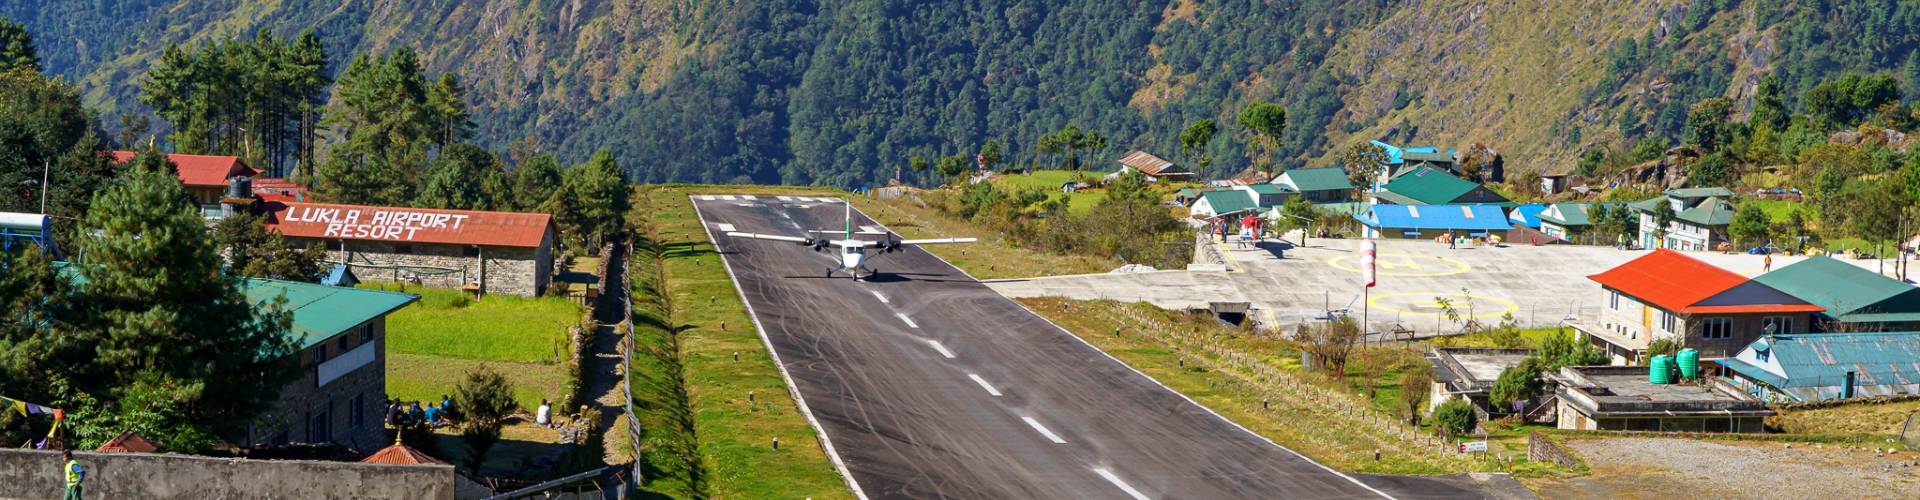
9, 1, 1920, 186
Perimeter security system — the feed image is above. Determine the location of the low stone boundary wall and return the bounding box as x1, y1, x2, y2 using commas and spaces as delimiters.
0, 449, 452, 499
1527, 431, 1585, 469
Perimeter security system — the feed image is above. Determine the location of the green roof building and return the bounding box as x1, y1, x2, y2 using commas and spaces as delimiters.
1753, 256, 1920, 329
1718, 332, 1920, 402
1374, 166, 1509, 206
1536, 202, 1620, 241
1272, 168, 1355, 202
1192, 190, 1259, 217
1629, 187, 1735, 251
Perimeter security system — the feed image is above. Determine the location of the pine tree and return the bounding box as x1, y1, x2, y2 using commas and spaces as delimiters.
512, 153, 565, 211
565, 149, 631, 248
60, 153, 298, 451
0, 17, 39, 73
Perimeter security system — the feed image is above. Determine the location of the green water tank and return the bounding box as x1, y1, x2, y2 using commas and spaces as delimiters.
1650, 355, 1675, 384
1677, 349, 1700, 379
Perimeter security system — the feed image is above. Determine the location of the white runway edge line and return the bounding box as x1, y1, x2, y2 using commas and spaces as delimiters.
1021, 416, 1067, 444
966, 373, 1002, 396
1092, 468, 1152, 500
926, 340, 956, 359
842, 201, 1398, 500
777, 196, 794, 201
688, 196, 871, 500
894, 312, 919, 329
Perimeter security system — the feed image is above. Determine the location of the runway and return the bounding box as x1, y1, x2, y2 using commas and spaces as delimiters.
691, 195, 1520, 499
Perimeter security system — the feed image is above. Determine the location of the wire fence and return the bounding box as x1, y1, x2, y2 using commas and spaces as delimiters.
620, 239, 644, 492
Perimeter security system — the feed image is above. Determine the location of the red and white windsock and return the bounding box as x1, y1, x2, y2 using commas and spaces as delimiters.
1361, 238, 1377, 288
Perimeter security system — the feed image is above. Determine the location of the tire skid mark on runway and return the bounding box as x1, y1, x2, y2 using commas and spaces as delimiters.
1093, 468, 1153, 500
1021, 416, 1068, 444
966, 373, 1003, 396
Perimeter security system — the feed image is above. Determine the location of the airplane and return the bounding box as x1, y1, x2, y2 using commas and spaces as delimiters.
727, 202, 976, 280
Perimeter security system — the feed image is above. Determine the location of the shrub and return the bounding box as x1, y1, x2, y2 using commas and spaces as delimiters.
455, 365, 518, 468
1489, 358, 1546, 412
1433, 399, 1478, 438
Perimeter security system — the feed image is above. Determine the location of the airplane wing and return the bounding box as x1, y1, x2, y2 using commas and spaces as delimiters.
726, 232, 811, 244
809, 229, 889, 236
899, 238, 978, 245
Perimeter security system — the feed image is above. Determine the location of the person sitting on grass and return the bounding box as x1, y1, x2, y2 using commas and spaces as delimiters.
423, 403, 442, 428
439, 395, 456, 422
408, 402, 426, 427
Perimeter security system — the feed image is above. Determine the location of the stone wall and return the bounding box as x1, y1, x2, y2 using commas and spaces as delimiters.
241, 319, 388, 453
304, 237, 552, 296
0, 449, 452, 499
1526, 431, 1584, 469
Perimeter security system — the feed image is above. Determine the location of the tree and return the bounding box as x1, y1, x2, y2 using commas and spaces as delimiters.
512, 153, 564, 211
1652, 200, 1677, 246
138, 30, 331, 175
1399, 367, 1431, 426
1536, 328, 1608, 368
454, 365, 517, 470
562, 149, 631, 249
0, 16, 38, 73
1645, 338, 1679, 363
212, 212, 329, 282
1751, 76, 1788, 132
418, 143, 502, 210
935, 154, 971, 184
1180, 119, 1217, 171
979, 140, 1005, 172
56, 156, 298, 451
1576, 149, 1607, 177
1489, 358, 1546, 412
1237, 102, 1287, 175
1432, 399, 1477, 438
1338, 142, 1387, 199
426, 73, 475, 147
314, 47, 442, 204
1686, 152, 1732, 187
1300, 316, 1361, 379
1728, 203, 1770, 250
0, 69, 119, 248
0, 250, 70, 446
1684, 97, 1736, 153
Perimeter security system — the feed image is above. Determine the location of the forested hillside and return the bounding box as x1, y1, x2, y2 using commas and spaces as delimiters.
12, 0, 1920, 186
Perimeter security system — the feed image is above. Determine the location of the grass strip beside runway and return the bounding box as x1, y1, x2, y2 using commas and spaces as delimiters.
628, 185, 851, 499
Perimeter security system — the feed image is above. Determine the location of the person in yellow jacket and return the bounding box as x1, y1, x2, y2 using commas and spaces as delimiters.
61, 449, 84, 500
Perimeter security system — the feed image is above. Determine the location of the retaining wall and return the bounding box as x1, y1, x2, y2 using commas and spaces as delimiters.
0, 449, 452, 499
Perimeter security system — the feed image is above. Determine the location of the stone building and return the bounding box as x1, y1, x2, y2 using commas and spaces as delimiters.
264, 202, 556, 296
238, 279, 417, 453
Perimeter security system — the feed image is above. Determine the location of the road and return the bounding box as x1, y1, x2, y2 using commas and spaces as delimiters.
692, 195, 1519, 499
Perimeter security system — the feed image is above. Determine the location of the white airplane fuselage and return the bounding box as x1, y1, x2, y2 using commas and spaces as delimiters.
838, 243, 867, 272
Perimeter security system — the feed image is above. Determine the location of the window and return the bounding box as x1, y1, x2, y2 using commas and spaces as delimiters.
313, 344, 328, 364
1755, 347, 1770, 363
337, 335, 350, 351
350, 394, 365, 429
1608, 291, 1620, 310
1701, 318, 1733, 340
1661, 311, 1676, 332
1762, 316, 1792, 334
308, 407, 331, 443
359, 324, 375, 344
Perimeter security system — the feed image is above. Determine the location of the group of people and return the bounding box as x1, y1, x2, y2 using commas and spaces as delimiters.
385, 396, 456, 429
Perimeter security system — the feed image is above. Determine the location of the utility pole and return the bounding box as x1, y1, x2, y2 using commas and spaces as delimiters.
39, 159, 49, 213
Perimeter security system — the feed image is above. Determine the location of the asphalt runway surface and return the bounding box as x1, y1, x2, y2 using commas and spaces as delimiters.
692, 195, 1518, 500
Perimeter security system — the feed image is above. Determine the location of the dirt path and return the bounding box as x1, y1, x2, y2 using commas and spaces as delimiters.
584, 241, 632, 465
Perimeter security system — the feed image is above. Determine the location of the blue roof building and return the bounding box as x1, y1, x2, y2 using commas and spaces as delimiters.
1507, 203, 1548, 229
1354, 204, 1513, 239
1716, 332, 1920, 402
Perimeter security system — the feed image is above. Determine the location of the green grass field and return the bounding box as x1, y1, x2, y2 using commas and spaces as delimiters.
374, 284, 585, 414
629, 185, 851, 499
374, 284, 582, 363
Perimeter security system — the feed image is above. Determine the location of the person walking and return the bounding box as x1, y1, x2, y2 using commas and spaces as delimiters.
1764, 253, 1773, 272
61, 449, 84, 500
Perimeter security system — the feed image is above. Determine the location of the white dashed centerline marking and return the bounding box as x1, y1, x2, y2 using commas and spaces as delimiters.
740, 195, 756, 200
777, 195, 793, 201
719, 195, 737, 201
1092, 468, 1152, 500
894, 312, 919, 329
967, 374, 1002, 396
927, 340, 955, 359
1022, 417, 1066, 444
715, 223, 736, 232
869, 290, 889, 304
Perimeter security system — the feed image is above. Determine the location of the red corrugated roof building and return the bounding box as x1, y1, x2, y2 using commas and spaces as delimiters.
109, 151, 259, 187
262, 201, 556, 296
1579, 249, 1823, 362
